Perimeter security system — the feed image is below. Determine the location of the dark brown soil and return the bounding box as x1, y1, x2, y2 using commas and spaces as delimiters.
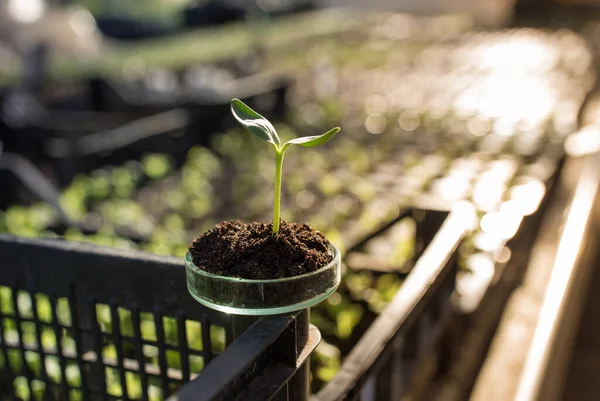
189, 220, 333, 279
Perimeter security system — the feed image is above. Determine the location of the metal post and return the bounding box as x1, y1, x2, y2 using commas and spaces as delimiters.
230, 309, 312, 400
287, 309, 311, 401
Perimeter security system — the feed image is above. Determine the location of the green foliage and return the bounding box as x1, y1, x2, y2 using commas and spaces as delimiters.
313, 339, 341, 383
142, 153, 173, 180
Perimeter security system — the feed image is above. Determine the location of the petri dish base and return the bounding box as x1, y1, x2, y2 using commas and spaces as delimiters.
185, 245, 341, 316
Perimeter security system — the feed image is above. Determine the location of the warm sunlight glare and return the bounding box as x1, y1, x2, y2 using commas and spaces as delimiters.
8, 0, 44, 23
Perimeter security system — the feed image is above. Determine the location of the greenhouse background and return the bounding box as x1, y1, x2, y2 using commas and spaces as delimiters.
2, 0, 600, 400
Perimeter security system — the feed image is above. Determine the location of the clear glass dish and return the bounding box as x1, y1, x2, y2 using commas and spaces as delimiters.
185, 245, 341, 315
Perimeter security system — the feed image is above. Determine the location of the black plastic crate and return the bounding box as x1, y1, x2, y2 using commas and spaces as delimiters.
0, 71, 290, 201
0, 206, 468, 401
0, 234, 319, 401
311, 208, 467, 400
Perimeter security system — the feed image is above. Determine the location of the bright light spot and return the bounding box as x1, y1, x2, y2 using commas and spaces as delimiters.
507, 179, 546, 216
478, 77, 555, 122
480, 211, 522, 240
494, 118, 517, 137
478, 38, 557, 73
455, 253, 495, 313
473, 182, 504, 211
327, 292, 342, 306
488, 159, 518, 180
565, 125, 600, 156
365, 113, 387, 134
451, 201, 478, 230
448, 166, 476, 181
398, 110, 420, 131
8, 0, 44, 23
450, 157, 484, 176
467, 116, 491, 137
69, 9, 96, 37
472, 232, 504, 253
467, 253, 495, 278
433, 177, 469, 201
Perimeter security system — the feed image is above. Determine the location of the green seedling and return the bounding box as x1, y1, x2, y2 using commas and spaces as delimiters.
230, 98, 341, 234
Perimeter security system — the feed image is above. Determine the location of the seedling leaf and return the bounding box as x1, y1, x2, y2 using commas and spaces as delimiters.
282, 127, 341, 151
230, 99, 281, 149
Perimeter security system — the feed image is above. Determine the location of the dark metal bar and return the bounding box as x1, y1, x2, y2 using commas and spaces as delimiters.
418, 313, 433, 359
286, 310, 310, 401
0, 298, 16, 385
389, 335, 406, 399
360, 374, 376, 401
131, 308, 150, 401
374, 352, 393, 400
9, 288, 36, 396
153, 309, 171, 396
29, 291, 50, 386
202, 317, 213, 363
110, 303, 129, 400
67, 284, 90, 398
90, 300, 108, 401
176, 313, 191, 382
73, 335, 191, 352
225, 319, 321, 401
413, 209, 448, 260
169, 313, 301, 401
49, 293, 70, 398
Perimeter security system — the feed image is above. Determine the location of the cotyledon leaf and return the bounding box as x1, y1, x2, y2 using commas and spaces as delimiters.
281, 127, 341, 152
230, 98, 281, 149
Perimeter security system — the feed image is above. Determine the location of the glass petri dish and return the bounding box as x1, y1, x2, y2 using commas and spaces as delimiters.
185, 245, 341, 315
